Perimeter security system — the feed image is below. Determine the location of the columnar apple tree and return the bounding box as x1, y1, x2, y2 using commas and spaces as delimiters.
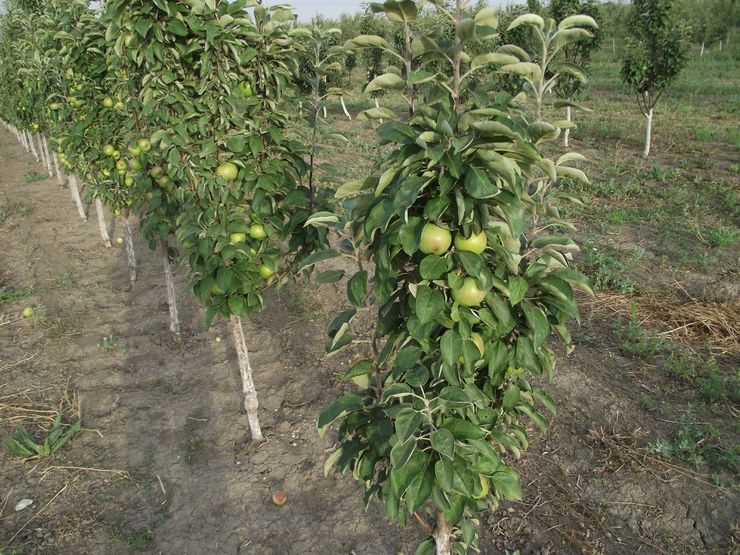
103, 0, 329, 442
320, 2, 593, 554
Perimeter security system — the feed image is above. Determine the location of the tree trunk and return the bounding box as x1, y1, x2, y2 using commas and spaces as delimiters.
123, 214, 137, 283
229, 314, 265, 443
700, 41, 705, 57
642, 108, 653, 159
68, 175, 87, 221
20, 129, 28, 151
612, 38, 615, 53
563, 106, 572, 148
719, 39, 723, 51
322, 105, 328, 119
95, 198, 112, 247
434, 512, 452, 555
298, 100, 303, 117
375, 97, 383, 124
340, 96, 352, 120
161, 238, 181, 335
42, 136, 53, 177
38, 134, 50, 172
52, 152, 65, 186
28, 131, 39, 160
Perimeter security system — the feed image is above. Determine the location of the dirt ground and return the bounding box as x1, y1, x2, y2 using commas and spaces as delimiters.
0, 126, 737, 555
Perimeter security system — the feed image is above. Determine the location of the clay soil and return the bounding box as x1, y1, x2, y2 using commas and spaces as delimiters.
0, 123, 737, 555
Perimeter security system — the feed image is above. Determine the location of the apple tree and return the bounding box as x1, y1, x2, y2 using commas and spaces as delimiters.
621, 0, 689, 158
320, 2, 593, 554
103, 0, 330, 442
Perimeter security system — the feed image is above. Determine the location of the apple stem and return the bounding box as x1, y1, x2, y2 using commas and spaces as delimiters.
161, 238, 181, 336
51, 151, 65, 187
94, 197, 112, 247
123, 215, 137, 283
68, 175, 87, 221
229, 314, 265, 443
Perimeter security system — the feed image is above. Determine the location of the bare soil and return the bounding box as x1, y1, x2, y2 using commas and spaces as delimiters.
0, 128, 737, 555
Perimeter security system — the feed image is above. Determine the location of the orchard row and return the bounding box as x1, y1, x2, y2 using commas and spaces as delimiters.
0, 1, 598, 554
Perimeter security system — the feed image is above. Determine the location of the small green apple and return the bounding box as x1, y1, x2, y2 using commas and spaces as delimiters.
420, 223, 452, 255
249, 224, 267, 240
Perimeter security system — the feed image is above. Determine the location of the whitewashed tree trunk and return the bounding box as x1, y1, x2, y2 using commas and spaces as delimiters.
434, 513, 452, 555
298, 100, 303, 117
340, 96, 352, 120
20, 130, 28, 151
161, 238, 181, 335
229, 314, 264, 443
612, 38, 615, 53
643, 107, 653, 158
52, 152, 65, 186
322, 105, 328, 119
95, 198, 112, 247
42, 136, 53, 177
123, 214, 137, 283
700, 41, 705, 57
719, 39, 723, 51
68, 175, 87, 220
31, 133, 41, 162
26, 131, 36, 157
375, 98, 383, 124
38, 134, 50, 174
563, 106, 572, 148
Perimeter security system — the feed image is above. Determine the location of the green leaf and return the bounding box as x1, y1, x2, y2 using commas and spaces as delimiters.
491, 466, 522, 501
390, 435, 417, 467
430, 429, 456, 460
521, 301, 550, 348
508, 276, 528, 306
442, 418, 486, 440
440, 330, 462, 366
395, 408, 423, 442
420, 255, 449, 280
415, 285, 445, 325
347, 270, 368, 307
365, 73, 406, 94
464, 166, 499, 199
471, 52, 518, 69
502, 384, 520, 410
316, 270, 345, 284
415, 539, 436, 555
507, 13, 544, 30
345, 359, 374, 379
435, 459, 455, 492
405, 469, 433, 513
317, 394, 364, 434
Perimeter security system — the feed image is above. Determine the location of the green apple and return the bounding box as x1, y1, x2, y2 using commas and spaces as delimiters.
216, 162, 238, 181
113, 101, 124, 111
229, 232, 247, 244
137, 138, 151, 152
128, 145, 142, 156
113, 209, 121, 216
116, 160, 127, 171
452, 277, 486, 307
455, 231, 487, 254
129, 159, 142, 171
157, 175, 171, 188
150, 166, 164, 178
420, 223, 452, 255
258, 264, 274, 278
124, 176, 135, 187
103, 144, 115, 156
103, 97, 114, 108
249, 224, 267, 240
112, 150, 121, 160
116, 237, 124, 245
22, 307, 34, 319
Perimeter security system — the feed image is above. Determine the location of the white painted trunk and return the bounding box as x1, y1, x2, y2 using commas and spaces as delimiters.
95, 198, 112, 247
68, 175, 87, 221
161, 238, 181, 335
564, 106, 572, 148
31, 132, 40, 162
643, 108, 653, 158
700, 41, 705, 56
719, 39, 723, 51
298, 100, 303, 117
322, 105, 328, 119
42, 136, 53, 177
52, 152, 65, 187
340, 96, 352, 120
39, 134, 50, 172
612, 38, 615, 53
375, 98, 383, 124
123, 215, 137, 283
229, 314, 264, 442
434, 513, 452, 555
21, 130, 28, 151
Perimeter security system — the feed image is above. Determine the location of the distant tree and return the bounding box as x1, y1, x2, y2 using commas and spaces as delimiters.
621, 0, 689, 158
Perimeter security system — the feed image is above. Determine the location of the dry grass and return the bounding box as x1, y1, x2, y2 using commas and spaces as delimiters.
582, 287, 739, 352
0, 383, 80, 430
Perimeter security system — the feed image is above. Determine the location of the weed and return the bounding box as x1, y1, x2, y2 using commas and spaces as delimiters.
615, 306, 666, 357
23, 171, 47, 183
0, 285, 33, 304
4, 412, 81, 460
646, 409, 736, 472
638, 393, 655, 411
581, 246, 638, 295
706, 225, 738, 248
639, 163, 680, 183
98, 334, 118, 351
